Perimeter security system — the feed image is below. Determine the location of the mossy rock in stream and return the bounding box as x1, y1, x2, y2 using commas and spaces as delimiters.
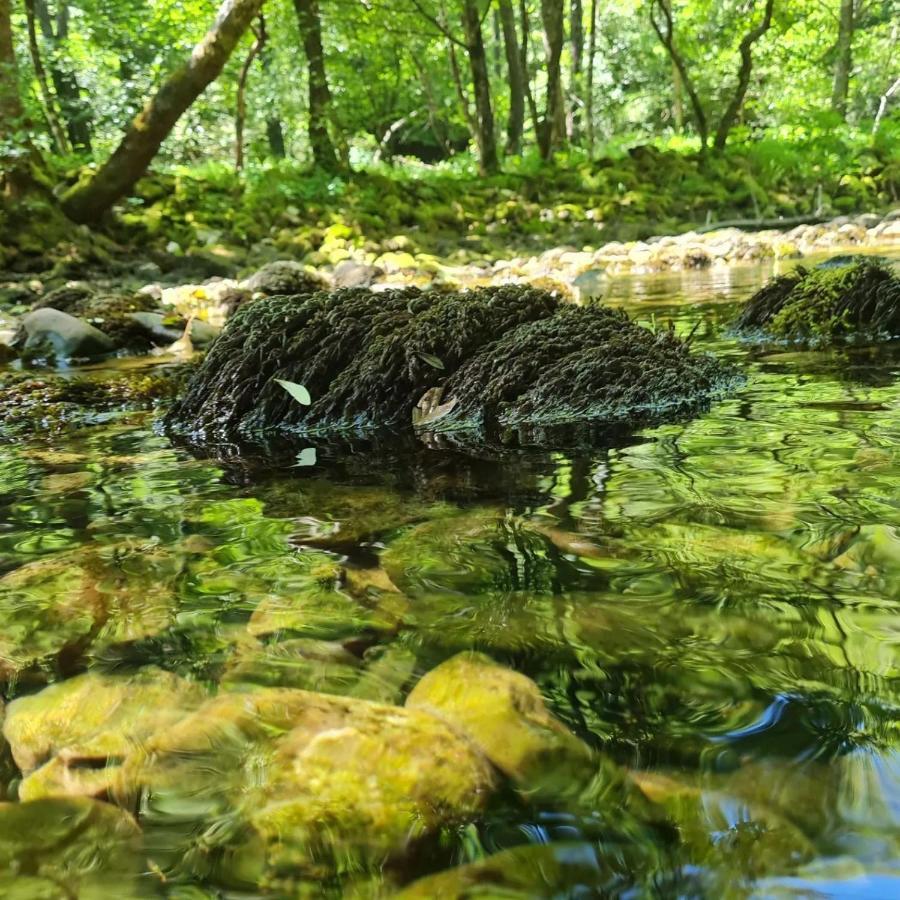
166, 286, 734, 445
735, 259, 900, 344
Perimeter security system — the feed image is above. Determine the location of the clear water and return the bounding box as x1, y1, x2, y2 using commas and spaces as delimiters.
1, 253, 899, 897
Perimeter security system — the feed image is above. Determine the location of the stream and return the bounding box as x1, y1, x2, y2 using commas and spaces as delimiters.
1, 250, 899, 897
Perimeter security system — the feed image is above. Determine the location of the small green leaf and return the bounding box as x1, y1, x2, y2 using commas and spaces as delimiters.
293, 447, 317, 467
275, 379, 312, 405
418, 352, 445, 370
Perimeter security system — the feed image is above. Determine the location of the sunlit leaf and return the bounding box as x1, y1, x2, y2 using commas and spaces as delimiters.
275, 379, 312, 405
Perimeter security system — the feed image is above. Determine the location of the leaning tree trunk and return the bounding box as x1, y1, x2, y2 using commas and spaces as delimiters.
293, 0, 341, 172
498, 0, 526, 155
831, 0, 854, 119
650, 0, 708, 149
539, 0, 566, 159
61, 0, 264, 224
712, 0, 774, 150
461, 0, 499, 175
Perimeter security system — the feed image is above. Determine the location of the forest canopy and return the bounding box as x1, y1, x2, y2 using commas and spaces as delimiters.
0, 0, 898, 248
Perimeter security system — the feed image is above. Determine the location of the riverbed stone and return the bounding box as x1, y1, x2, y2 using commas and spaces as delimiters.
0, 798, 143, 896
242, 260, 328, 296
4, 667, 205, 800
126, 310, 221, 347
15, 308, 116, 360
114, 686, 497, 875
406, 651, 594, 793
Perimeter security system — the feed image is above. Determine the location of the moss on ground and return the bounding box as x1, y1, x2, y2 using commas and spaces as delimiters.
735, 260, 900, 343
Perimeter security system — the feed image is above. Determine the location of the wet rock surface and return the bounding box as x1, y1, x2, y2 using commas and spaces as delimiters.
166, 285, 735, 444
14, 308, 117, 361
735, 258, 900, 343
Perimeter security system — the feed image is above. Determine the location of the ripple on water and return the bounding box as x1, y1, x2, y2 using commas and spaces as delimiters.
0, 253, 898, 894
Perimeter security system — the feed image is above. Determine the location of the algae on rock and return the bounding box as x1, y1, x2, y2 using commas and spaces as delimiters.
735, 259, 900, 343
166, 285, 733, 444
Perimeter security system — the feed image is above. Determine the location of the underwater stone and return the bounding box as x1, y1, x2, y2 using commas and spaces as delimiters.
126, 311, 221, 347
735, 259, 900, 343
113, 686, 497, 875
166, 286, 732, 443
0, 798, 143, 895
4, 667, 205, 800
406, 651, 594, 793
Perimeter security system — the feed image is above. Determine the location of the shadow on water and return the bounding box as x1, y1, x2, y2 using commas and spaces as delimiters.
0, 249, 899, 896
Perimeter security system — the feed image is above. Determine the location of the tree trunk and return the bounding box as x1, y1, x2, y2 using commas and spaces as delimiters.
713, 0, 774, 150
831, 0, 854, 119
0, 0, 22, 139
24, 0, 70, 153
568, 0, 584, 140
36, 1, 92, 152
61, 0, 264, 224
539, 0, 566, 159
498, 0, 526, 155
585, 0, 597, 155
461, 0, 499, 174
235, 19, 265, 171
649, 0, 708, 149
0, 0, 36, 197
448, 36, 479, 139
293, 0, 341, 172
519, 0, 541, 143
258, 28, 286, 158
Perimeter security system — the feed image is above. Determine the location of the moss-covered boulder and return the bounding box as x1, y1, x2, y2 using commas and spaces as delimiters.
0, 798, 143, 896
735, 259, 900, 344
113, 686, 497, 879
166, 286, 733, 445
4, 668, 205, 801
406, 652, 594, 795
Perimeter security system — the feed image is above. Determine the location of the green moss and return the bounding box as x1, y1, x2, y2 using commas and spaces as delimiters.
735, 260, 900, 343
0, 365, 195, 435
167, 286, 734, 444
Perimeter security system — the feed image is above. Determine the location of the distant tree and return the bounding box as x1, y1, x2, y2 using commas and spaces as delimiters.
62, 0, 265, 224
293, 0, 342, 171
831, 0, 855, 118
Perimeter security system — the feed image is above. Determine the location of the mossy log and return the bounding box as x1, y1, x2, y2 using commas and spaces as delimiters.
166, 285, 734, 445
735, 259, 900, 343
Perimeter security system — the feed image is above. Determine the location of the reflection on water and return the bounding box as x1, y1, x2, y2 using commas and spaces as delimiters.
0, 254, 899, 897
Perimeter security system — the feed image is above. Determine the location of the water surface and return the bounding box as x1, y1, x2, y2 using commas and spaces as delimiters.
1, 253, 899, 897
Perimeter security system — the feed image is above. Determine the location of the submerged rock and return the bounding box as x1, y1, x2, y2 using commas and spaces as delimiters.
14, 308, 116, 361
0, 798, 143, 896
735, 259, 900, 343
166, 286, 733, 444
126, 310, 221, 348
406, 652, 594, 794
113, 686, 497, 877
4, 668, 204, 800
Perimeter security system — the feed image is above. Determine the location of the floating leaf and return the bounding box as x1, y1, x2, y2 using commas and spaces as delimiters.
418, 352, 445, 371
293, 448, 317, 467
275, 379, 312, 405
